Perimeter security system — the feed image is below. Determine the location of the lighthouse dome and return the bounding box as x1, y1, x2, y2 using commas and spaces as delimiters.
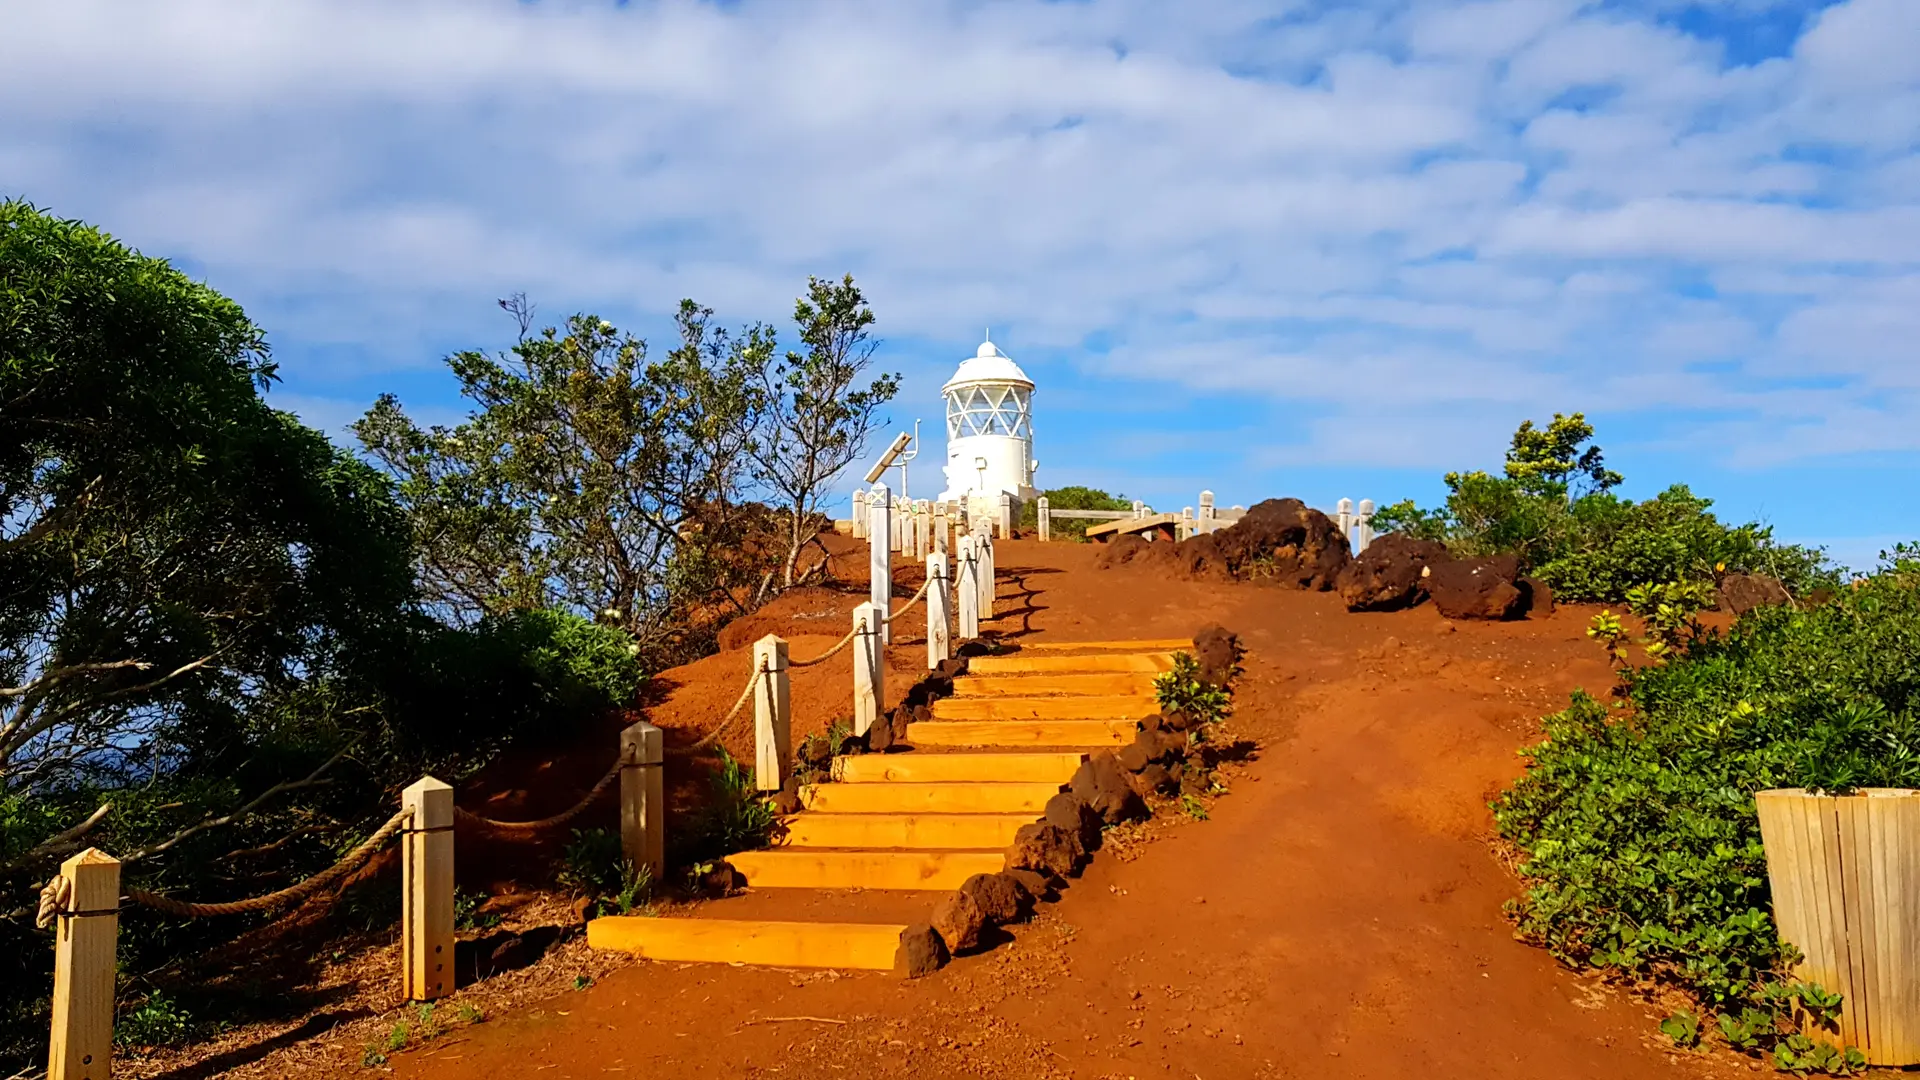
942, 339, 1033, 392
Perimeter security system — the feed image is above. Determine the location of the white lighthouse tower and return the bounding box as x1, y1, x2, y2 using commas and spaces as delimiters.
938, 337, 1036, 507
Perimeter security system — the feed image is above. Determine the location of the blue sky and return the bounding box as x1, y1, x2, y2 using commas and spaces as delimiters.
4, 0, 1916, 570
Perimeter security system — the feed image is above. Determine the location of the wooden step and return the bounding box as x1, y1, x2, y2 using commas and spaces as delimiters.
968, 653, 1176, 676
953, 673, 1158, 698
1017, 638, 1192, 652
909, 719, 1135, 748
587, 917, 905, 970
775, 813, 1034, 850
832, 751, 1085, 784
930, 695, 1161, 721
801, 781, 1062, 814
726, 849, 1005, 890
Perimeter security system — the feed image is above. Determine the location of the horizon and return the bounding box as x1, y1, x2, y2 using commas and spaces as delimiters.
5, 0, 1915, 571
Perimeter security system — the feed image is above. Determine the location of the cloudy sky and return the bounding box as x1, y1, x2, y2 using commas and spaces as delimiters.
4, 0, 1915, 568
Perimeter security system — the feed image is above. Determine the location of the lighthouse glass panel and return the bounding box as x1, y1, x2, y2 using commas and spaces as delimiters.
947, 386, 1030, 439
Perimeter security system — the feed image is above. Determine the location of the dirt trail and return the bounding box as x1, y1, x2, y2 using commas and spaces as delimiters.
383, 540, 1743, 1079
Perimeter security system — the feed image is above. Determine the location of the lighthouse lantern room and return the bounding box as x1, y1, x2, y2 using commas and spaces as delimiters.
938, 338, 1036, 508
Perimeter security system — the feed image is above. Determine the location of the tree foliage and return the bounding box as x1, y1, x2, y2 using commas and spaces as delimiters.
1020, 485, 1131, 541
1369, 414, 1834, 603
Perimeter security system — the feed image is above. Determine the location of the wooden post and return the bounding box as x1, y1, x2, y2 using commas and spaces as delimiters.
47, 848, 119, 1080
752, 635, 791, 792
1036, 495, 1051, 542
401, 776, 454, 1003
1181, 507, 1194, 540
957, 536, 980, 640
1131, 499, 1145, 520
868, 481, 892, 645
851, 489, 868, 539
997, 492, 1014, 538
851, 602, 883, 736
978, 533, 995, 621
619, 721, 665, 882
926, 552, 951, 669
1198, 490, 1215, 534
1336, 497, 1353, 545
1356, 498, 1375, 553
934, 504, 949, 555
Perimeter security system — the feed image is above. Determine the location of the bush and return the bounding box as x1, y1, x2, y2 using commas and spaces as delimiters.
1023, 485, 1130, 542
1493, 550, 1920, 1052
670, 747, 776, 867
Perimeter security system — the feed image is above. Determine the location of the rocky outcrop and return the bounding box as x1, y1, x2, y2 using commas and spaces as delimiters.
1192, 623, 1243, 687
1516, 576, 1555, 617
1069, 751, 1148, 825
1210, 498, 1351, 589
1719, 572, 1791, 615
1336, 535, 1449, 612
1426, 555, 1525, 620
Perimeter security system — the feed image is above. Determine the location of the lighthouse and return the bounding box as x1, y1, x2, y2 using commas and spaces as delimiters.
938, 337, 1036, 506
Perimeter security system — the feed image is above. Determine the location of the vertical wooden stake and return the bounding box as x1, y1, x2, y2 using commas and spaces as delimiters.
1199, 490, 1215, 534
934, 504, 949, 555
868, 482, 892, 646
957, 537, 980, 640
1036, 495, 1050, 542
1181, 507, 1194, 540
401, 776, 454, 1003
978, 533, 995, 620
47, 848, 118, 1080
1357, 498, 1375, 553
997, 492, 1013, 538
1336, 497, 1354, 546
752, 634, 791, 791
619, 721, 665, 882
852, 489, 868, 539
926, 552, 951, 669
852, 602, 883, 736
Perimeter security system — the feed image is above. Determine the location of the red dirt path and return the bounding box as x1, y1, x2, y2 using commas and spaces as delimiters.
383, 539, 1747, 1080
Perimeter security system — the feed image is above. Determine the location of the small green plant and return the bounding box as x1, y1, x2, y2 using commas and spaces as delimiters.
454, 886, 502, 931
1179, 794, 1209, 821
415, 1002, 439, 1040
1659, 1009, 1699, 1048
1586, 610, 1629, 667
116, 991, 193, 1047
1623, 579, 1715, 660
362, 1046, 388, 1068
1154, 653, 1231, 729
573, 974, 593, 991
559, 827, 655, 916
384, 1021, 410, 1053
672, 746, 777, 865
456, 1003, 486, 1025
1773, 1034, 1866, 1075
1717, 1007, 1776, 1051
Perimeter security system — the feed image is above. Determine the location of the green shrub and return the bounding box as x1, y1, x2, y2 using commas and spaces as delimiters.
670, 747, 776, 867
116, 992, 193, 1048
1023, 485, 1131, 542
1494, 552, 1920, 1055
1154, 653, 1232, 730
557, 826, 653, 914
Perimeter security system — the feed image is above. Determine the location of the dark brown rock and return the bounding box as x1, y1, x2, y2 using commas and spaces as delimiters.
699, 860, 742, 897
1516, 576, 1555, 616
1095, 532, 1154, 568
1151, 728, 1188, 763
1336, 534, 1449, 612
867, 711, 895, 751
1117, 739, 1152, 773
1166, 531, 1229, 581
1006, 822, 1083, 879
931, 887, 987, 953
1426, 555, 1525, 620
895, 923, 948, 978
1180, 765, 1212, 796
1720, 572, 1791, 615
1191, 623, 1243, 688
837, 732, 869, 756
959, 872, 1030, 924
936, 657, 969, 679
1003, 868, 1056, 902
1139, 712, 1164, 734
769, 788, 802, 816
1161, 709, 1197, 733
1043, 791, 1103, 850
799, 732, 835, 770
1132, 762, 1174, 796
1210, 498, 1351, 589
1070, 751, 1148, 824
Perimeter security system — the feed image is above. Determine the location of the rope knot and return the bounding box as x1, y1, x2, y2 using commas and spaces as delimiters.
36, 875, 72, 930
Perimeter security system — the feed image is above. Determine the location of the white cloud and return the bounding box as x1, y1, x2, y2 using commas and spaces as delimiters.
0, 0, 1916, 479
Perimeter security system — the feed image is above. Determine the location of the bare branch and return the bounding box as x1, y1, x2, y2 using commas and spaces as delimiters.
0, 802, 113, 872
123, 734, 362, 863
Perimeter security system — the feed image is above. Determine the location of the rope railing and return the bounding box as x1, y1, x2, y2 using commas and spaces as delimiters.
451, 756, 624, 833
882, 578, 933, 624
788, 620, 864, 669
34, 807, 417, 924
690, 658, 770, 749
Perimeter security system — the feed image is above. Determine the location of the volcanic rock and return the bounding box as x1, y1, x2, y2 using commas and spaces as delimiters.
1720, 572, 1791, 615
1336, 534, 1449, 612
895, 923, 948, 978
1426, 555, 1525, 620
1070, 752, 1148, 824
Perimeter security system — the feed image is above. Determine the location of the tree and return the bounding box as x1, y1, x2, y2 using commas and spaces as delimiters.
1504, 412, 1622, 502
752, 275, 900, 585
355, 297, 771, 655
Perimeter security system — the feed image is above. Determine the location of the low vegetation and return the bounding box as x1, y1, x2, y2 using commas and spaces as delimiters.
1371, 413, 1835, 603
1022, 485, 1131, 541
1494, 547, 1920, 1069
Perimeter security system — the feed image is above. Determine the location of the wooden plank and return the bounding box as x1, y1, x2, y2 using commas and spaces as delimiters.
908, 719, 1134, 748
831, 752, 1084, 785
47, 848, 118, 1080
1016, 639, 1192, 653
620, 722, 665, 882
1084, 513, 1181, 540
801, 781, 1062, 814
954, 673, 1158, 698
968, 653, 1175, 676
774, 813, 1034, 850
587, 917, 907, 971
930, 695, 1161, 721
1837, 793, 1873, 1054
726, 849, 1005, 890
401, 776, 455, 1002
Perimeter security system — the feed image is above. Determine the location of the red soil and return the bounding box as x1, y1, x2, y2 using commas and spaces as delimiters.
384, 539, 1749, 1080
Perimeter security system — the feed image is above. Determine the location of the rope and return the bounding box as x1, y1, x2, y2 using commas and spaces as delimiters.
881, 578, 933, 624
788, 620, 864, 669
121, 807, 412, 919
452, 756, 623, 834
34, 875, 70, 930
692, 659, 770, 749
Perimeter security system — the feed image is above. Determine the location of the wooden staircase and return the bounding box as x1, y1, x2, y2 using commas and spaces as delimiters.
587, 639, 1181, 971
